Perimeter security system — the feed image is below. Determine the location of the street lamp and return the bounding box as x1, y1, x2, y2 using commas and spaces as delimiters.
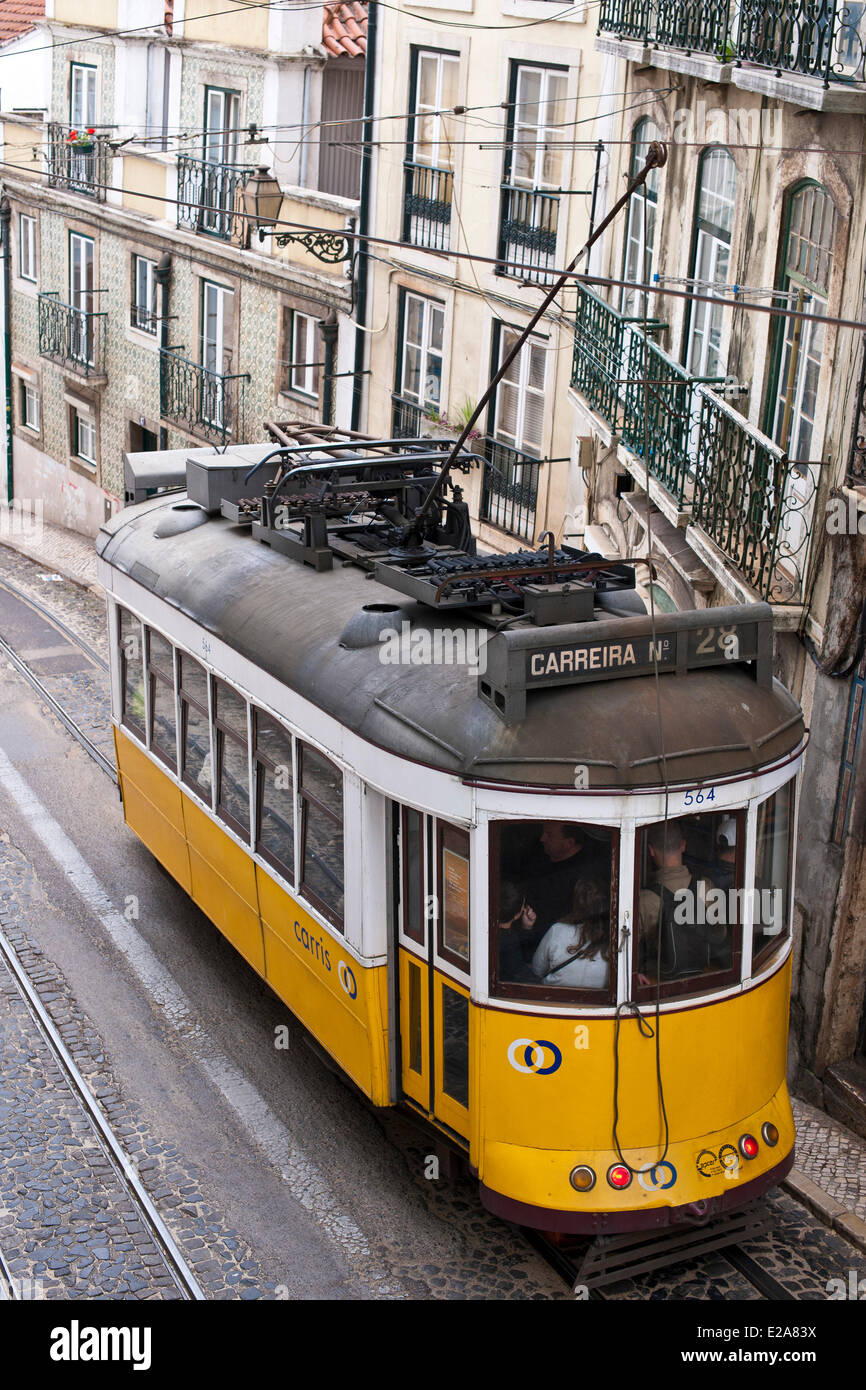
242, 164, 353, 264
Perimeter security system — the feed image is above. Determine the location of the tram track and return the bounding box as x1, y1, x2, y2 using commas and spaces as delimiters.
526, 1222, 799, 1301
0, 923, 205, 1302
0, 578, 116, 783
0, 1243, 19, 1300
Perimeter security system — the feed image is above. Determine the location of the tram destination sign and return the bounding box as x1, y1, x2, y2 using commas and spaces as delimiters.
479, 603, 774, 723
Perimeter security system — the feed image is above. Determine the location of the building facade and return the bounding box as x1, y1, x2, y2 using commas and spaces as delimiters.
567, 9, 866, 1122
1, 0, 364, 533
363, 0, 606, 554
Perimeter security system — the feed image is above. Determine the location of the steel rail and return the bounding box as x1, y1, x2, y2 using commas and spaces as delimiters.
0, 631, 116, 782
0, 927, 206, 1301
0, 1244, 19, 1300
0, 574, 109, 671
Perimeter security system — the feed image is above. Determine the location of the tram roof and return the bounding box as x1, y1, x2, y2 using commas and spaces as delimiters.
97, 495, 804, 791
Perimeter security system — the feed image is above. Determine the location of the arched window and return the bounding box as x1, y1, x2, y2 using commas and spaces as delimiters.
620, 119, 661, 318
684, 148, 737, 378
768, 182, 837, 462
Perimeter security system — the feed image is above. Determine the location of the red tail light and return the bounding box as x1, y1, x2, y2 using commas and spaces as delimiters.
607, 1163, 632, 1189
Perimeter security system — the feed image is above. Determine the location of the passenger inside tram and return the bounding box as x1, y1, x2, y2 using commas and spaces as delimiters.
495, 821, 614, 988
637, 817, 735, 985
530, 877, 610, 989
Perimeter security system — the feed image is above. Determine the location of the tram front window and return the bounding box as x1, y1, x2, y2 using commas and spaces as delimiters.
491, 820, 616, 1001
635, 811, 744, 1000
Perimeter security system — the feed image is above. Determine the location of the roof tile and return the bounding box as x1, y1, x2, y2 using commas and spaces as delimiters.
0, 0, 45, 47
322, 1, 367, 59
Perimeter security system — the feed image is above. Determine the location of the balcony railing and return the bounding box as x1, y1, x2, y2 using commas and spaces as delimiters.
621, 330, 728, 507
47, 124, 111, 199
38, 292, 106, 376
691, 388, 814, 602
176, 155, 250, 241
598, 0, 866, 82
159, 348, 249, 446
402, 162, 453, 251
498, 186, 560, 284
570, 284, 661, 432
392, 394, 424, 438
480, 437, 541, 541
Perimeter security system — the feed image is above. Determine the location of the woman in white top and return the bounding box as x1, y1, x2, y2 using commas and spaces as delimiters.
531, 876, 610, 989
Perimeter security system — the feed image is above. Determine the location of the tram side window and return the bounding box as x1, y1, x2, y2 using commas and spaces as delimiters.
438, 824, 471, 969
119, 607, 145, 738
298, 744, 344, 930
254, 709, 294, 883
491, 820, 615, 1000
214, 679, 250, 837
635, 811, 744, 1001
401, 807, 425, 946
179, 655, 212, 800
753, 782, 794, 968
147, 629, 176, 770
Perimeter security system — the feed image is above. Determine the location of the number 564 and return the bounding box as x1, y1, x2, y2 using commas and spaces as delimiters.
683, 787, 715, 807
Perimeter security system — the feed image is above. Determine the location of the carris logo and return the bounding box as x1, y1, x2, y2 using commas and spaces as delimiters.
507, 1038, 562, 1074
338, 960, 357, 998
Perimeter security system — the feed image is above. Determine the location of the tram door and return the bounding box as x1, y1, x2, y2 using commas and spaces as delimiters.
392, 805, 471, 1142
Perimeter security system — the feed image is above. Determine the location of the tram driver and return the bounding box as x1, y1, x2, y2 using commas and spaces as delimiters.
637, 820, 730, 982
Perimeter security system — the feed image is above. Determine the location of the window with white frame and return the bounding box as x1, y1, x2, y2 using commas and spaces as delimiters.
70, 63, 97, 128
620, 118, 662, 318
287, 311, 321, 398
19, 215, 36, 283
397, 291, 445, 411
131, 254, 158, 334
21, 381, 40, 432
492, 325, 546, 456
72, 407, 97, 465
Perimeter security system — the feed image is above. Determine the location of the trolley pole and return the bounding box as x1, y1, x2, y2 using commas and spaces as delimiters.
409, 143, 668, 538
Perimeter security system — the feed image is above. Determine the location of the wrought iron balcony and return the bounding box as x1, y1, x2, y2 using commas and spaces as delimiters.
392, 394, 424, 438
570, 284, 663, 432
598, 0, 866, 82
47, 124, 111, 199
402, 162, 454, 251
159, 348, 250, 446
38, 292, 107, 376
498, 186, 561, 284
176, 155, 250, 241
621, 330, 728, 507
480, 437, 541, 541
691, 388, 814, 602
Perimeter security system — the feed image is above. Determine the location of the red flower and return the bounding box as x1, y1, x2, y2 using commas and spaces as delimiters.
86, 128, 95, 135
69, 129, 77, 138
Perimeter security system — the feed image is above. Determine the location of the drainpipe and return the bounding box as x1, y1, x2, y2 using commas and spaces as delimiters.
155, 250, 172, 449
321, 309, 338, 426
1, 197, 13, 504
351, 0, 377, 432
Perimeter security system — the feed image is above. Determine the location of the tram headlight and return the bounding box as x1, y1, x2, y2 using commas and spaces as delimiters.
570, 1165, 596, 1193
761, 1122, 779, 1147
739, 1134, 759, 1159
606, 1163, 632, 1190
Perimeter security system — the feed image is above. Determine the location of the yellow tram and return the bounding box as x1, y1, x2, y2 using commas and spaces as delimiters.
98, 435, 804, 1232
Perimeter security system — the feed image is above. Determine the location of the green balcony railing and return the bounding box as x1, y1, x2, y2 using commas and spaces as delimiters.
691, 388, 814, 603
159, 347, 250, 446
621, 330, 727, 507
570, 284, 663, 433
599, 0, 866, 80
176, 154, 251, 241
402, 162, 454, 251
38, 292, 107, 376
